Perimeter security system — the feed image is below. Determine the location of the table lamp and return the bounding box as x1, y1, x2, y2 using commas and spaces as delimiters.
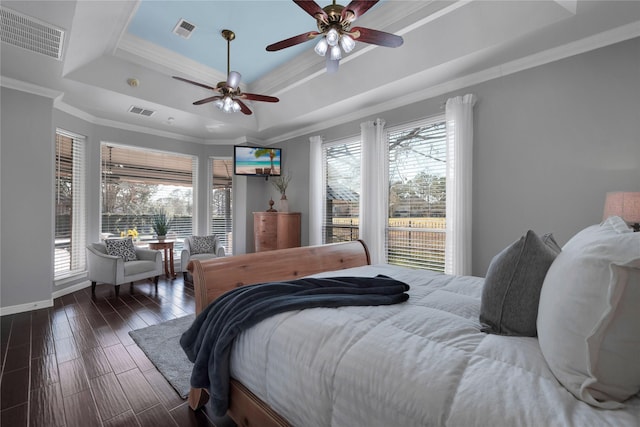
603, 191, 640, 232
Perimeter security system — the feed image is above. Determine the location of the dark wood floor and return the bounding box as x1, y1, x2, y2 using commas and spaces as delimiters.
0, 276, 236, 427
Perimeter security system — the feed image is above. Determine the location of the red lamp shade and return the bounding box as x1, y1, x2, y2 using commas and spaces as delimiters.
603, 192, 640, 231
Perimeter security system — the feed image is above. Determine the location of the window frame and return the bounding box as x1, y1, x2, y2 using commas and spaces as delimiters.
99, 142, 197, 254
209, 156, 233, 255
321, 136, 361, 245
54, 129, 87, 282
385, 115, 447, 271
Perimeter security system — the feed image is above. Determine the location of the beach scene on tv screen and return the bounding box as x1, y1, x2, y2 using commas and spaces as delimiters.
236, 147, 281, 175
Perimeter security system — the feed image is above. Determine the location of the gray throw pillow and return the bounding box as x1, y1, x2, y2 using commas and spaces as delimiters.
105, 237, 138, 262
479, 230, 560, 336
191, 235, 218, 254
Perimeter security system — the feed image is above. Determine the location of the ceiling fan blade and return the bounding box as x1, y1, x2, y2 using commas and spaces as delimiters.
241, 93, 280, 103
293, 0, 328, 21
172, 76, 218, 91
350, 26, 403, 48
266, 31, 320, 51
235, 99, 253, 115
193, 96, 222, 106
342, 0, 379, 22
326, 57, 339, 74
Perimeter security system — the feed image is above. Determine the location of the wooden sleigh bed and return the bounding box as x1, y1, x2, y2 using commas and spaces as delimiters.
187, 240, 372, 427
185, 226, 640, 427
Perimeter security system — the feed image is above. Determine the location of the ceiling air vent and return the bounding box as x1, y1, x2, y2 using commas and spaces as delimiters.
128, 106, 155, 117
0, 6, 64, 59
173, 18, 196, 39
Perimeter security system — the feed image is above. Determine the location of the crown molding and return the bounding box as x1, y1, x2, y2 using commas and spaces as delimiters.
62, 18, 640, 148
93, 116, 206, 144
54, 100, 97, 123
498, 19, 640, 78
13, 17, 638, 147
107, 1, 141, 55
54, 99, 206, 144
116, 33, 228, 87
262, 21, 640, 144
0, 76, 62, 99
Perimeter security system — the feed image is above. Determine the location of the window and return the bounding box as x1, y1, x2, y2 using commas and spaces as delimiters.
322, 138, 361, 244
210, 157, 233, 255
54, 130, 86, 279
316, 115, 451, 271
387, 117, 447, 271
100, 143, 196, 253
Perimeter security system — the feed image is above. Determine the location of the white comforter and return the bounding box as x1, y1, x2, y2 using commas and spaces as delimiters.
229, 264, 640, 427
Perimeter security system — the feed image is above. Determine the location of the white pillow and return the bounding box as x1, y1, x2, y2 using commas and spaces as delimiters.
537, 216, 640, 408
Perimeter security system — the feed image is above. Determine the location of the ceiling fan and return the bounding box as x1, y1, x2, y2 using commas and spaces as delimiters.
173, 29, 279, 115
266, 0, 403, 73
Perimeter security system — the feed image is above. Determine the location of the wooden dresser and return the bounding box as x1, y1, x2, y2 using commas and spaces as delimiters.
253, 212, 301, 252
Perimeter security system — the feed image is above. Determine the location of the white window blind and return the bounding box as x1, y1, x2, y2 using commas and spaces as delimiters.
55, 130, 86, 279
100, 143, 196, 253
210, 157, 233, 255
387, 117, 447, 271
322, 138, 361, 243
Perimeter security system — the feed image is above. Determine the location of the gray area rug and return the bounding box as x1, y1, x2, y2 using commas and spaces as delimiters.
129, 314, 195, 398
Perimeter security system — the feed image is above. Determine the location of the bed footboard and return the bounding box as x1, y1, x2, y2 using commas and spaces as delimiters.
186, 240, 371, 423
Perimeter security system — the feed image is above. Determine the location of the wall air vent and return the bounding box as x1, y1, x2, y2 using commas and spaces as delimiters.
173, 19, 196, 39
128, 106, 155, 117
0, 6, 64, 59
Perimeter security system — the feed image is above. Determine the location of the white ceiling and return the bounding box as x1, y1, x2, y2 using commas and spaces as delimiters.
1, 1, 639, 145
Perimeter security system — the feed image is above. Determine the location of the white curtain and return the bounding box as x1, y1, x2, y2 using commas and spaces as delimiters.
445, 94, 477, 275
360, 118, 388, 264
309, 135, 324, 246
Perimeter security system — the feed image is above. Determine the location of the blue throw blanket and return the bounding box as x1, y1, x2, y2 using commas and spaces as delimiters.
179, 275, 410, 415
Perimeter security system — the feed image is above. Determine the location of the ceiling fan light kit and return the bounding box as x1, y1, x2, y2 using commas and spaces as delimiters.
216, 96, 241, 113
226, 70, 241, 89
339, 34, 355, 52
173, 29, 279, 115
267, 0, 403, 73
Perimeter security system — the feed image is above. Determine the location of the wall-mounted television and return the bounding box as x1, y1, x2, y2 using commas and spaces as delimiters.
233, 145, 282, 176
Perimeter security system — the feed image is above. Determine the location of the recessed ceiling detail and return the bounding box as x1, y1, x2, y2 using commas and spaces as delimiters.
172, 18, 196, 39
128, 106, 155, 117
0, 6, 64, 59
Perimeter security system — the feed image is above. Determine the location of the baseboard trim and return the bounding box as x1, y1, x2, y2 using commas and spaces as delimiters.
0, 280, 91, 316
52, 280, 91, 299
0, 299, 53, 316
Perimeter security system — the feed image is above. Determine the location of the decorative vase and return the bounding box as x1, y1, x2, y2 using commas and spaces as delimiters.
157, 235, 166, 241
279, 194, 289, 212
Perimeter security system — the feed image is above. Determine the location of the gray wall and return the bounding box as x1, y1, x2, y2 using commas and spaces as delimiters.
1, 37, 639, 312
470, 38, 639, 273
241, 142, 312, 252
1, 88, 55, 310
278, 37, 640, 275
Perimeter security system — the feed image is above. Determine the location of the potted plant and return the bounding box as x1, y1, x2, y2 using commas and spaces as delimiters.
152, 210, 171, 240
271, 173, 292, 212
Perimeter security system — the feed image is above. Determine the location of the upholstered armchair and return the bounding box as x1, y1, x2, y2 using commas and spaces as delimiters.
86, 241, 162, 297
180, 235, 225, 281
